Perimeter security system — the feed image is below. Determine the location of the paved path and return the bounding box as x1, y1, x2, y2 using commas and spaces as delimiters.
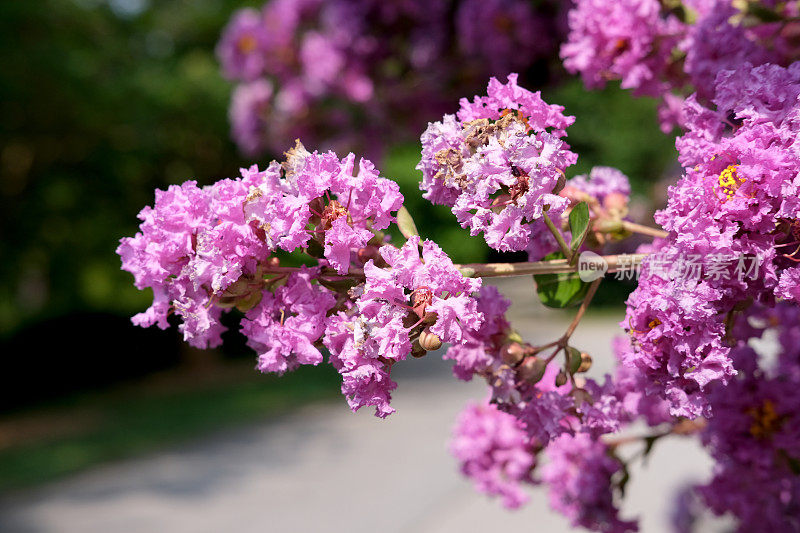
0, 280, 717, 532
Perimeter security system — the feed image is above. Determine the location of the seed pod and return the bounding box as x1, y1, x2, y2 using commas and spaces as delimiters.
501, 342, 525, 366
578, 353, 593, 373
555, 371, 568, 387
418, 328, 443, 351
518, 356, 548, 384
411, 340, 427, 358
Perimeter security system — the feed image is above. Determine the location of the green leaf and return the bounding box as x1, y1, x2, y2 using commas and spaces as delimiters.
568, 201, 591, 254
305, 239, 325, 259
533, 252, 591, 308
567, 346, 582, 374
396, 205, 419, 239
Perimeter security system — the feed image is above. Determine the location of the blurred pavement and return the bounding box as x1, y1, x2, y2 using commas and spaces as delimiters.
0, 279, 715, 533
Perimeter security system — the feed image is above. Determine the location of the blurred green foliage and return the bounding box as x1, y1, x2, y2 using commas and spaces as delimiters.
0, 0, 676, 338
0, 0, 263, 336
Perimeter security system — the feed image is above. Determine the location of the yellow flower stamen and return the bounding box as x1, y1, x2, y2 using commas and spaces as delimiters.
717, 164, 743, 200
237, 34, 258, 54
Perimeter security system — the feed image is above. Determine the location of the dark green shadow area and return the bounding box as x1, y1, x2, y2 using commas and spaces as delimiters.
0, 362, 340, 493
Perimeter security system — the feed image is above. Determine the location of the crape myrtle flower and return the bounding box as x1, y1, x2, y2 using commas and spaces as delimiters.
543, 433, 639, 533
121, 139, 493, 420
445, 290, 669, 447
450, 401, 535, 509
240, 266, 336, 375
529, 166, 633, 261
443, 285, 511, 381
684, 304, 800, 531
217, 1, 567, 157
229, 80, 273, 157
244, 141, 404, 274
324, 236, 484, 418
117, 166, 273, 349
561, 0, 800, 131
216, 8, 270, 82
623, 62, 800, 417
418, 74, 577, 252
560, 0, 684, 98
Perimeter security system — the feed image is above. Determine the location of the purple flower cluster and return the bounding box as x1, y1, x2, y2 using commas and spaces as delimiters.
418, 74, 577, 252
543, 433, 638, 533
446, 289, 672, 526
418, 75, 638, 259
124, 6, 800, 526
243, 141, 402, 274
532, 166, 633, 261
561, 0, 684, 98
117, 168, 272, 348
562, 0, 800, 131
681, 304, 800, 531
623, 62, 800, 418
218, 0, 564, 158
450, 402, 534, 509
325, 236, 483, 418
120, 142, 487, 418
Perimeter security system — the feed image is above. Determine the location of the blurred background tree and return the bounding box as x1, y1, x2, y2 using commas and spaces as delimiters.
0, 0, 676, 410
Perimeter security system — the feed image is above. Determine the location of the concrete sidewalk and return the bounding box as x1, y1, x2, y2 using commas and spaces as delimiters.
0, 280, 716, 533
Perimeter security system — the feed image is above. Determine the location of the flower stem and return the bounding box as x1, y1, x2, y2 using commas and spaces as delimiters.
621, 220, 668, 239
542, 211, 573, 260
563, 278, 602, 341
456, 253, 646, 278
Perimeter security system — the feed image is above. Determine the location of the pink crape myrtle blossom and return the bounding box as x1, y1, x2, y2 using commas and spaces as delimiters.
217, 0, 567, 157
418, 74, 577, 252
450, 401, 535, 509
678, 304, 800, 531
623, 62, 800, 418
118, 166, 273, 348
244, 141, 403, 274
241, 267, 336, 374
543, 433, 638, 533
561, 0, 800, 131
561, 0, 683, 98
325, 236, 484, 417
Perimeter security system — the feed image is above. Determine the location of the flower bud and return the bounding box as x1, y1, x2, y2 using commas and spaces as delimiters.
411, 340, 427, 358
555, 371, 568, 387
418, 328, 443, 351
578, 353, 593, 373
501, 342, 525, 366
518, 356, 547, 384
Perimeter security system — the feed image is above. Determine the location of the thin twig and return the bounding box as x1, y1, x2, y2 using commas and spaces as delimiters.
457, 253, 647, 278
542, 211, 572, 260
621, 220, 668, 239
563, 278, 602, 341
